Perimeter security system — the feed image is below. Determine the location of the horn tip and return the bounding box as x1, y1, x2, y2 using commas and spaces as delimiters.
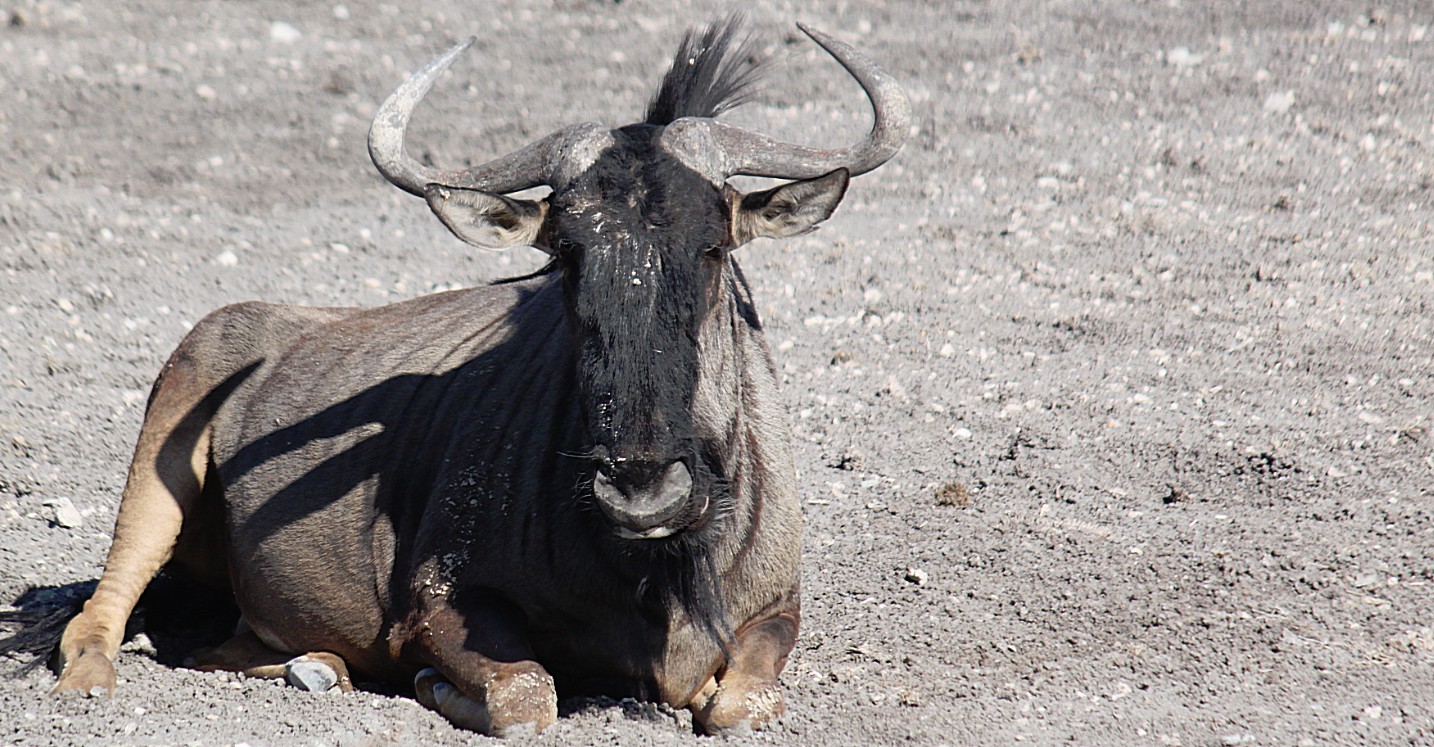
435, 36, 476, 65
795, 22, 843, 54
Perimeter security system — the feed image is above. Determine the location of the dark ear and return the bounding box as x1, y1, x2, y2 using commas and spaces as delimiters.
424, 185, 548, 250
728, 168, 850, 246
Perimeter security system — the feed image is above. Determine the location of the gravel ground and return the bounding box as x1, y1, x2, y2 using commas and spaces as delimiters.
2, 1, 1431, 745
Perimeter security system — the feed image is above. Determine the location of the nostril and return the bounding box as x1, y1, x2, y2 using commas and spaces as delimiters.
593, 469, 623, 504
657, 461, 693, 501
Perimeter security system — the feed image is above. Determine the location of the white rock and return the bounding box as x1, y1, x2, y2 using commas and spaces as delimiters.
269, 21, 302, 44
214, 250, 239, 267
1263, 90, 1295, 113
286, 658, 338, 692
1167, 47, 1204, 67
904, 567, 929, 585
44, 498, 83, 529
884, 375, 907, 400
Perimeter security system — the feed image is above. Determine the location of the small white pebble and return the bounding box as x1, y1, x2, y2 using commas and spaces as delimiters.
44, 498, 83, 529
1166, 47, 1204, 67
270, 20, 302, 44
1263, 90, 1294, 113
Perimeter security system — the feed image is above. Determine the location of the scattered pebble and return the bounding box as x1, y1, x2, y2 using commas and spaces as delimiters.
270, 21, 302, 44
120, 632, 157, 656
904, 567, 928, 585
195, 84, 217, 101
935, 482, 970, 507
43, 497, 83, 529
214, 250, 239, 267
1352, 572, 1379, 588
883, 375, 907, 400
1166, 47, 1204, 67
830, 449, 864, 471
1263, 90, 1294, 113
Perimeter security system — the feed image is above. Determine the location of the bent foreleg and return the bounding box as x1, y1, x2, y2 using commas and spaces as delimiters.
690, 605, 799, 735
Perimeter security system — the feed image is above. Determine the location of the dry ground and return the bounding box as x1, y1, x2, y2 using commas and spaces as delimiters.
1, 1, 1431, 745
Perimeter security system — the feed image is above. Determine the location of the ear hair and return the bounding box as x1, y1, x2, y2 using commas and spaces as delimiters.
728, 168, 850, 246
424, 185, 548, 250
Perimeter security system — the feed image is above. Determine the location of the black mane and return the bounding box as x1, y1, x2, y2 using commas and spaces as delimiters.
644, 14, 768, 125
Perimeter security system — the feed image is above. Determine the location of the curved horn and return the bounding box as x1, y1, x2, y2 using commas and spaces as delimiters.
368, 38, 601, 196
676, 23, 911, 180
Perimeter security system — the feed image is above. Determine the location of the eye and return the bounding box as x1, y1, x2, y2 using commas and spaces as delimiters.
704, 245, 728, 260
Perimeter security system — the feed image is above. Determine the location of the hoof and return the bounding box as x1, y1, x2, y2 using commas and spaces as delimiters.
705, 719, 756, 738
693, 680, 784, 735
51, 650, 117, 698
414, 666, 557, 737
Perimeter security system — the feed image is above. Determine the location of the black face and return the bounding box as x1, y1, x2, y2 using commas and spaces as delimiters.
546, 126, 731, 540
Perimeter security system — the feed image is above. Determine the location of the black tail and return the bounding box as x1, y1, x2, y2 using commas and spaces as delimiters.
0, 581, 92, 675
0, 574, 240, 677
644, 13, 769, 125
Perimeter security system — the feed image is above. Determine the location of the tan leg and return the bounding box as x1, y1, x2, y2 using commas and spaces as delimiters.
52, 357, 213, 696
188, 629, 353, 692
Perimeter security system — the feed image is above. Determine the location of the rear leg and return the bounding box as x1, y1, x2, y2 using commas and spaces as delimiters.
188, 628, 354, 692
52, 353, 235, 696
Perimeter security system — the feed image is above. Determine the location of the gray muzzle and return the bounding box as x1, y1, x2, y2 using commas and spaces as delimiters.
593, 460, 694, 539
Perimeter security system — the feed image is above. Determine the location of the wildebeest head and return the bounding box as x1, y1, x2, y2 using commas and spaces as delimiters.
368, 18, 909, 541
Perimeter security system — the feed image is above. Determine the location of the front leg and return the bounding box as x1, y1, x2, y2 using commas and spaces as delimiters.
398, 596, 557, 737
691, 607, 799, 735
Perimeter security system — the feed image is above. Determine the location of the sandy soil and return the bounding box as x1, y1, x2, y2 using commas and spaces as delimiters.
2, 1, 1431, 745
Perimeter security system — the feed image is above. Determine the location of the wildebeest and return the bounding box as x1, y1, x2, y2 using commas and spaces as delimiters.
48, 16, 908, 736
